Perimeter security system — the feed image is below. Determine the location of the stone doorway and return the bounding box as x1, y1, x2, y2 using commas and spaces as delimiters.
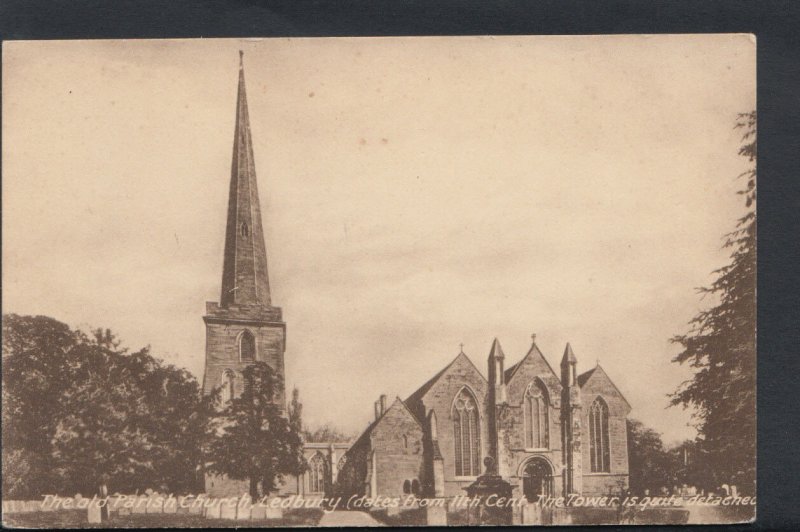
522, 458, 553, 503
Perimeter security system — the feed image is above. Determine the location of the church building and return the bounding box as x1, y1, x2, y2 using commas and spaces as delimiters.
337, 338, 631, 501
201, 52, 631, 503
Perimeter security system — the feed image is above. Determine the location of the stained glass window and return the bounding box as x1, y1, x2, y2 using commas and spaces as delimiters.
589, 398, 610, 472
524, 381, 549, 449
453, 388, 481, 476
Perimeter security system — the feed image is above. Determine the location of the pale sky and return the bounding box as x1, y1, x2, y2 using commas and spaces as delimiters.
2, 36, 755, 444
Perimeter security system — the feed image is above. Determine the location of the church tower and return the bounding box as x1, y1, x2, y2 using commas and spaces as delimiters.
202, 52, 286, 406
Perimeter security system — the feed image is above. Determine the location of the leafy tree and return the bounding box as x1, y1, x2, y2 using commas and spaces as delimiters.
626, 419, 674, 495
668, 439, 706, 491
288, 386, 303, 433
2, 315, 80, 497
303, 424, 355, 443
670, 111, 756, 493
205, 362, 306, 499
2, 314, 204, 498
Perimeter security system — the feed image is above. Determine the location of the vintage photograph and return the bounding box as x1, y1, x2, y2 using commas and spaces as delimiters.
2, 35, 755, 526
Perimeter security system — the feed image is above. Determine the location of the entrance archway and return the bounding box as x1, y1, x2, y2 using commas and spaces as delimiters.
522, 458, 553, 503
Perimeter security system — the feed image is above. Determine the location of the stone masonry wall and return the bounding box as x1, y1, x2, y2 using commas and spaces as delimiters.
414, 353, 490, 497
500, 345, 564, 495
370, 402, 425, 498
203, 319, 286, 403
579, 367, 630, 496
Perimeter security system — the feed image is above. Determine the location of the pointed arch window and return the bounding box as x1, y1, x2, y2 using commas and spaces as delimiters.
524, 380, 549, 449
240, 222, 249, 237
220, 369, 235, 403
239, 330, 256, 362
453, 388, 481, 477
589, 398, 611, 473
309, 454, 326, 493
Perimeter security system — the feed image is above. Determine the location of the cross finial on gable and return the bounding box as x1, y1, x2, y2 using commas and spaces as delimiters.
531, 333, 537, 344
459, 343, 464, 353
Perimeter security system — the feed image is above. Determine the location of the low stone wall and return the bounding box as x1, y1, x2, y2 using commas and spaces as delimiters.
3, 494, 288, 522
2, 500, 45, 514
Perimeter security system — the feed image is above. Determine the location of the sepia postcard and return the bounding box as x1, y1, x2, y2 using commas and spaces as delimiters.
2, 35, 756, 527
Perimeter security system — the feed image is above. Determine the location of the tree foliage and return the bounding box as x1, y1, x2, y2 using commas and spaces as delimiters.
302, 424, 355, 443
204, 362, 306, 498
626, 419, 674, 495
2, 314, 204, 498
288, 386, 303, 433
670, 111, 756, 493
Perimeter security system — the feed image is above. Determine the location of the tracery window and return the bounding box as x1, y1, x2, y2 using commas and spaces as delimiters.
239, 330, 256, 362
524, 380, 549, 449
309, 454, 326, 493
453, 388, 481, 477
589, 398, 611, 473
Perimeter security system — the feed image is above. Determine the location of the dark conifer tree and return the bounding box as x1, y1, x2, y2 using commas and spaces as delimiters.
670, 112, 756, 493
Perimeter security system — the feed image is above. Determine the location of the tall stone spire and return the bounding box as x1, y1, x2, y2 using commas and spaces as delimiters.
203, 52, 286, 404
220, 51, 271, 307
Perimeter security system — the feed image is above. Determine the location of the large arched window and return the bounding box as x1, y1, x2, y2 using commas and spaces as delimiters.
220, 369, 235, 403
239, 330, 256, 362
308, 454, 326, 493
524, 380, 549, 449
589, 397, 610, 473
453, 388, 481, 477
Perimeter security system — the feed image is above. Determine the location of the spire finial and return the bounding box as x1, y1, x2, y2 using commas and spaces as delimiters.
239, 50, 244, 68
459, 343, 464, 354
596, 358, 600, 367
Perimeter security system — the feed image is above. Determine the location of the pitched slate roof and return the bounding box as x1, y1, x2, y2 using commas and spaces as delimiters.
577, 367, 596, 387
406, 364, 452, 407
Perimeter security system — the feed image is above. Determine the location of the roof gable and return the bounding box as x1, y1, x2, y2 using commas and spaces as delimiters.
505, 343, 559, 386
579, 364, 631, 412
406, 351, 486, 407
346, 397, 423, 453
